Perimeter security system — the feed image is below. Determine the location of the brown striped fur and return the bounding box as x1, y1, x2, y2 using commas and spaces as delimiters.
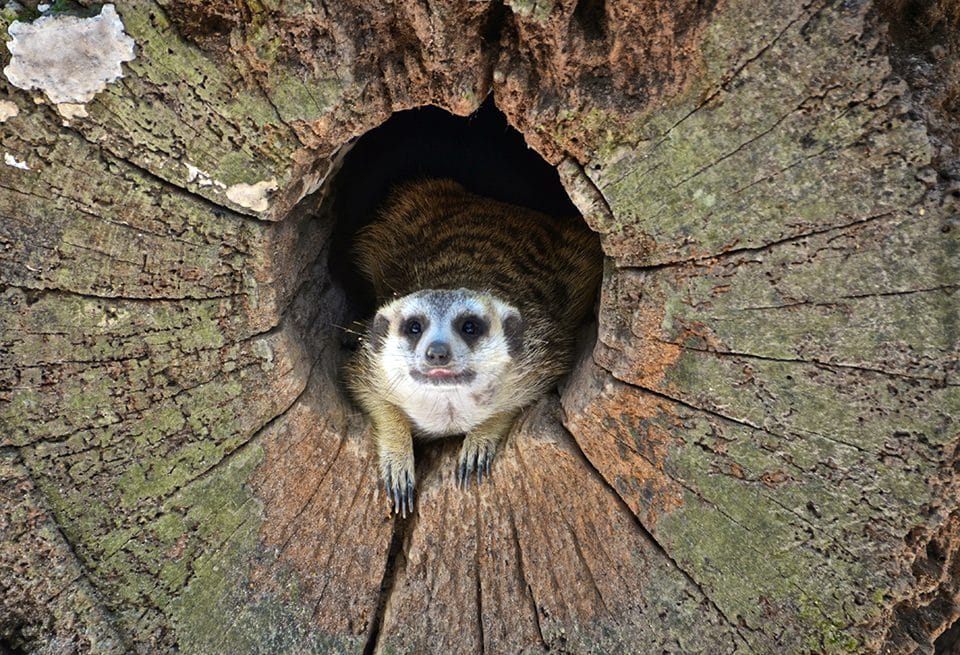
356, 179, 599, 336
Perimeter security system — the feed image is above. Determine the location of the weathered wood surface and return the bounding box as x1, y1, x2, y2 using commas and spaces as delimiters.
0, 1, 957, 654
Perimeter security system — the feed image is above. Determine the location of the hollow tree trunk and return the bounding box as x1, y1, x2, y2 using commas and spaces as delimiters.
1, 1, 957, 654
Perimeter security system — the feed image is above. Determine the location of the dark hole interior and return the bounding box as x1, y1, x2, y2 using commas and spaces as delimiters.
0, 631, 30, 655
573, 0, 608, 41
934, 615, 959, 654
327, 96, 583, 329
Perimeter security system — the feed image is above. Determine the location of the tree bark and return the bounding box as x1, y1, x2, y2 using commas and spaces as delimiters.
1, 1, 957, 654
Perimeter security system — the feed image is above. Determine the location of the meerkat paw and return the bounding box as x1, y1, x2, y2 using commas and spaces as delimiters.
456, 411, 517, 488
456, 438, 498, 488
381, 455, 415, 517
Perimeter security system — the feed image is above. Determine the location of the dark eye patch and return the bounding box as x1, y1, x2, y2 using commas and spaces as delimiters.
401, 316, 426, 344
455, 314, 486, 344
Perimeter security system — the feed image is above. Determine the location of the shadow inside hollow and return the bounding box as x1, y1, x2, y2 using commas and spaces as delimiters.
327, 96, 581, 326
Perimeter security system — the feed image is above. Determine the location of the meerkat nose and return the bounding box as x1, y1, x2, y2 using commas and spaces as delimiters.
425, 341, 452, 366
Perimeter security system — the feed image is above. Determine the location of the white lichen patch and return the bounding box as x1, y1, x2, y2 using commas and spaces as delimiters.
3, 4, 135, 105
56, 102, 88, 120
226, 179, 279, 213
184, 162, 226, 189
4, 152, 29, 170
0, 100, 18, 122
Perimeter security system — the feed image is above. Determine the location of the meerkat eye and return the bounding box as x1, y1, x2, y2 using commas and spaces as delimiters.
458, 316, 485, 338
403, 318, 422, 336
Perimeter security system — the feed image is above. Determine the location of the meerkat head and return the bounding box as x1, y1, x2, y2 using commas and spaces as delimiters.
369, 288, 523, 394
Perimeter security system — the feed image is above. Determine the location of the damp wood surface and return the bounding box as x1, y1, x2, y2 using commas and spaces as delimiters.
1, 1, 957, 654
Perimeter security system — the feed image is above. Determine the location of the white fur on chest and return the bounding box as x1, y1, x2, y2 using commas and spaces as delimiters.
393, 378, 498, 436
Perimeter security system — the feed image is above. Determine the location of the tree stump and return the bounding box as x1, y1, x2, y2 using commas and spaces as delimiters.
1, 1, 957, 653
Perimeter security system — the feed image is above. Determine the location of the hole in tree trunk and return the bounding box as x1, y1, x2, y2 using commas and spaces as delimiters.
326, 95, 590, 334
311, 94, 602, 472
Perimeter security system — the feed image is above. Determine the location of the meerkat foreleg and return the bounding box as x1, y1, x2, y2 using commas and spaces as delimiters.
456, 409, 518, 487
365, 398, 416, 516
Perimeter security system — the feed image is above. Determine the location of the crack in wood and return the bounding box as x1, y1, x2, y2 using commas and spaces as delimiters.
710, 0, 823, 93
615, 209, 898, 271
363, 516, 407, 655
0, 280, 245, 304
667, 87, 843, 192
599, 360, 871, 453
309, 468, 370, 623
659, 339, 955, 384
275, 431, 347, 554
505, 501, 546, 650
555, 418, 758, 650
595, 0, 822, 191
727, 145, 832, 196
513, 443, 571, 622
3, 450, 133, 651
64, 123, 280, 223
473, 491, 486, 655
0, 283, 243, 308
554, 506, 610, 615
838, 284, 959, 300
1, 352, 149, 372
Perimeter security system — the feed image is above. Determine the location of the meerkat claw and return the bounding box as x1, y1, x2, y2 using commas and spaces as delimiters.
406, 480, 415, 517
476, 449, 493, 486
456, 457, 468, 489
391, 476, 413, 517
459, 451, 480, 488
382, 462, 415, 517
457, 445, 496, 488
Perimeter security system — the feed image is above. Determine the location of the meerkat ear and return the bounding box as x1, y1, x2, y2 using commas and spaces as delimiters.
502, 310, 523, 358
370, 313, 390, 353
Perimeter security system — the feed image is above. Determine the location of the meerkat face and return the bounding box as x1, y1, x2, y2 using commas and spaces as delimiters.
368, 288, 523, 434
372, 288, 522, 384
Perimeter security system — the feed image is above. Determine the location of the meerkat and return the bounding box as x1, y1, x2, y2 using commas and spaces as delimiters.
347, 179, 601, 516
